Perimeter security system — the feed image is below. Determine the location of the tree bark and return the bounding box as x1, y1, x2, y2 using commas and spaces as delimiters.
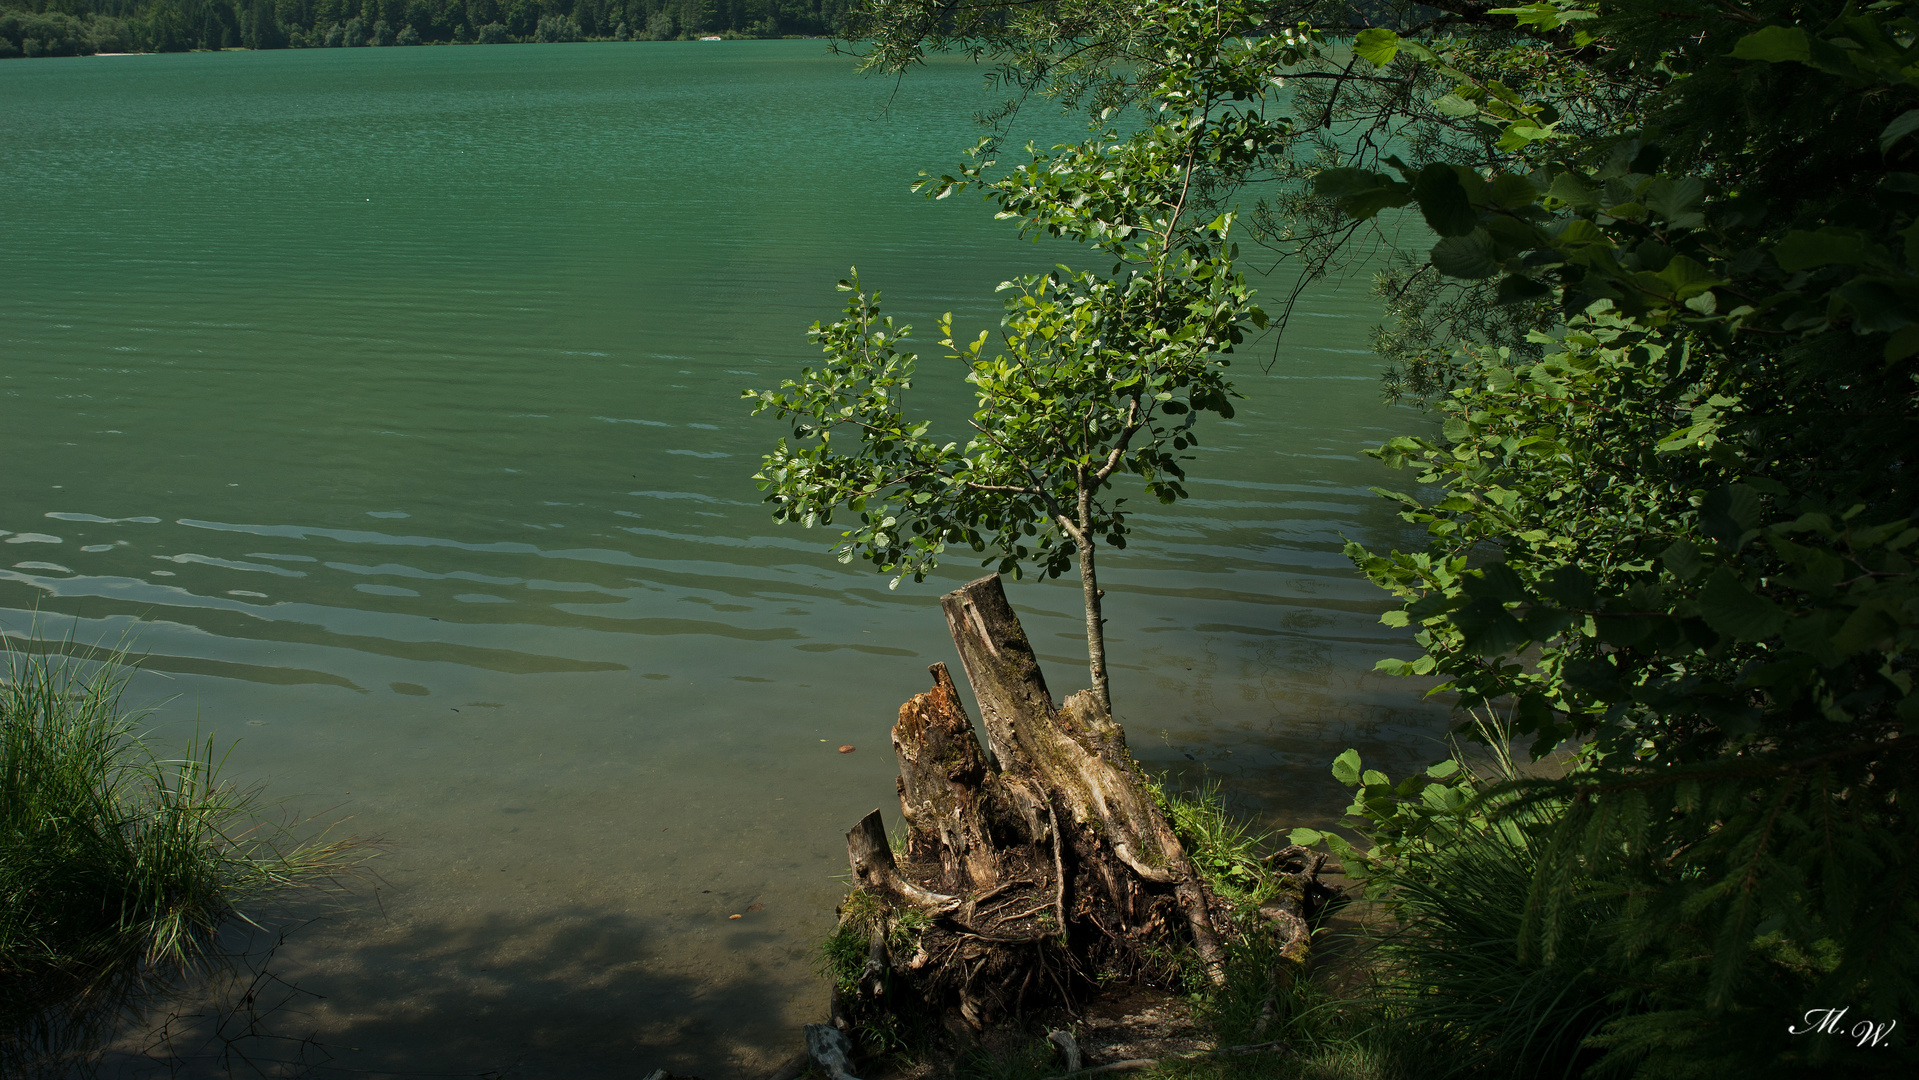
1075, 474, 1111, 713
828, 574, 1329, 1031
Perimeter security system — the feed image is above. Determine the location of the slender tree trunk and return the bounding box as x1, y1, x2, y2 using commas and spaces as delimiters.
1076, 475, 1110, 712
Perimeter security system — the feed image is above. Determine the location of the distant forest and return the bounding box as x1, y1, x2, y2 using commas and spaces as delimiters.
0, 0, 855, 56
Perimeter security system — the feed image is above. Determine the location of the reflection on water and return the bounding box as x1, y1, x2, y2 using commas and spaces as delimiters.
1, 41, 1445, 1076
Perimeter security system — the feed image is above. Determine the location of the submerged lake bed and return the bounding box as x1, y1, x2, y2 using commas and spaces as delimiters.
2, 41, 1443, 1077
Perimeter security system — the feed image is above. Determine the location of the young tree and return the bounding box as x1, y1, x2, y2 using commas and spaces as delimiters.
746, 6, 1308, 709
747, 18, 1349, 1014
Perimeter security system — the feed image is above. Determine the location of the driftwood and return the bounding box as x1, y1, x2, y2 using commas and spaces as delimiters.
830, 575, 1330, 1030
803, 1023, 862, 1080
1046, 1029, 1082, 1073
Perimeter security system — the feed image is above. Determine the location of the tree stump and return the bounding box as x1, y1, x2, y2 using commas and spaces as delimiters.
830, 575, 1327, 1030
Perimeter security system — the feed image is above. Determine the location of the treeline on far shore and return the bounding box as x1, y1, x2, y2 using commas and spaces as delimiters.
0, 0, 852, 58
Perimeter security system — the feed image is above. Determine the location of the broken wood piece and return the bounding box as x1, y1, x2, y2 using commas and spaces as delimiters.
804, 1022, 862, 1080
1046, 1029, 1082, 1073
845, 809, 961, 915
940, 576, 1228, 985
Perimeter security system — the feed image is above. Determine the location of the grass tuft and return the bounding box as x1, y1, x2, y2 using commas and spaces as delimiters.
1162, 782, 1287, 912
0, 635, 364, 1063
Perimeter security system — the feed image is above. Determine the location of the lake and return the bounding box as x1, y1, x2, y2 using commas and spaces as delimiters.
0, 40, 1443, 1078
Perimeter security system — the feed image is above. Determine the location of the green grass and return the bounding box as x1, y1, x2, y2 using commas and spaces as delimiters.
1360, 820, 1624, 1079
1140, 784, 1422, 1080
0, 636, 362, 1063
1162, 782, 1289, 913
819, 888, 885, 998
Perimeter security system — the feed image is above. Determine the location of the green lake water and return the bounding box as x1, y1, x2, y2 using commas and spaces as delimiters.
1, 41, 1444, 1079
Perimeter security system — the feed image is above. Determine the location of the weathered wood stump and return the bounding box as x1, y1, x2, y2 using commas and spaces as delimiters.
830, 575, 1329, 1030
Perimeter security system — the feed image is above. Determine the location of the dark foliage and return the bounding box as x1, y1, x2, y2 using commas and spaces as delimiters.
0, 0, 855, 54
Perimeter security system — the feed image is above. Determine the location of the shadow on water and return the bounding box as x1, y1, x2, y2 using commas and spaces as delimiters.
3, 928, 341, 1080
78, 902, 809, 1080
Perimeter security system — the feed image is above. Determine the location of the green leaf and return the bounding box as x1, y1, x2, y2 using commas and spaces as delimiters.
1343, 186, 1416, 220
1497, 123, 1560, 152
1287, 827, 1326, 846
1465, 562, 1529, 603
1661, 538, 1705, 581
1496, 274, 1554, 304
1562, 656, 1618, 694
1699, 567, 1788, 641
1521, 606, 1573, 641
1882, 110, 1919, 154
1538, 566, 1595, 608
1593, 615, 1652, 647
1490, 172, 1542, 208
1643, 177, 1706, 229
1702, 484, 1763, 547
1426, 759, 1461, 779
1320, 833, 1363, 860
1547, 172, 1600, 209
1432, 93, 1479, 118
1455, 601, 1532, 656
1332, 749, 1363, 786
1482, 215, 1538, 251
1730, 25, 1810, 64
1655, 255, 1723, 301
1314, 168, 1394, 197
1489, 2, 1595, 30
1430, 230, 1502, 279
1832, 601, 1901, 657
1884, 323, 1919, 361
1413, 165, 1479, 237
1354, 28, 1401, 68
1316, 168, 1412, 221
1774, 229, 1870, 271
1837, 279, 1917, 332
